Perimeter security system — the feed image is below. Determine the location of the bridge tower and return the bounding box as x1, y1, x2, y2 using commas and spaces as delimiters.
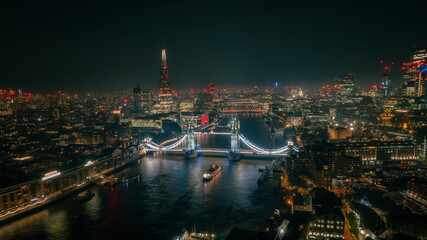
185, 122, 198, 159
286, 140, 294, 156
140, 137, 150, 155
229, 117, 241, 161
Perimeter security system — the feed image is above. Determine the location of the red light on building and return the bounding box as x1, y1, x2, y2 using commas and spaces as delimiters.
201, 114, 209, 126
124, 99, 128, 103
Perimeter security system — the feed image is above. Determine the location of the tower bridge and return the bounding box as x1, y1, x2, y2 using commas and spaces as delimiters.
139, 118, 299, 160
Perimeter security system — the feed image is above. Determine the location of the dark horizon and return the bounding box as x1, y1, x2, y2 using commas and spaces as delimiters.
2, 0, 427, 92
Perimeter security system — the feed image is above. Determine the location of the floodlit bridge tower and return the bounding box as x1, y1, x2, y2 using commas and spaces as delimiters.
140, 137, 151, 155
185, 122, 198, 159
229, 117, 241, 160
287, 140, 294, 156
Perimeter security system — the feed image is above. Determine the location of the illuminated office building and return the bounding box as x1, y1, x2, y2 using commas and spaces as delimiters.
381, 64, 392, 98
335, 74, 355, 96
133, 85, 143, 112
401, 46, 427, 97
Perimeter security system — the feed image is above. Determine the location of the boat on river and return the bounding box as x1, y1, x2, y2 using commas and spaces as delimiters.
203, 165, 221, 181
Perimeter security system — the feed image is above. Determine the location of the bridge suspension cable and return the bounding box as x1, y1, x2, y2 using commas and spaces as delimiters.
239, 134, 298, 154
146, 134, 188, 150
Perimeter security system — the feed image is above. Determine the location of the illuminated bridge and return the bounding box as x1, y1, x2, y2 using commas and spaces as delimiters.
220, 100, 265, 113
139, 118, 299, 159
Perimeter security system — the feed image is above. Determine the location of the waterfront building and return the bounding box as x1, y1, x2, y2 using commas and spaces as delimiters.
131, 117, 163, 137
180, 112, 209, 130
0, 152, 135, 220
0, 180, 39, 213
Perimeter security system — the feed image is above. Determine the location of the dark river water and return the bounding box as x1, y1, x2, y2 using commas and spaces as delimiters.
0, 113, 290, 240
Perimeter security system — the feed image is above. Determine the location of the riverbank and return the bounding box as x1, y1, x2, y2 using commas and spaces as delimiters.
0, 154, 143, 226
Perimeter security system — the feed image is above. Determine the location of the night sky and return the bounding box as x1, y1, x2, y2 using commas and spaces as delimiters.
2, 0, 427, 92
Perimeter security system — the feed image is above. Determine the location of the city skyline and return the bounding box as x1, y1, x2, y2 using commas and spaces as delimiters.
0, 2, 426, 239
2, 0, 427, 91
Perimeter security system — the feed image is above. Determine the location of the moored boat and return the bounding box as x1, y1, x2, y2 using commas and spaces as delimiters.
74, 191, 95, 202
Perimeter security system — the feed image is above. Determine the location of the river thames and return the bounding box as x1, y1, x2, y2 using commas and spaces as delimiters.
0, 113, 289, 240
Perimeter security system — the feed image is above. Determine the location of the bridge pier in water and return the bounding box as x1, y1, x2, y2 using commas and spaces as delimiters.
185, 123, 198, 159
229, 117, 241, 161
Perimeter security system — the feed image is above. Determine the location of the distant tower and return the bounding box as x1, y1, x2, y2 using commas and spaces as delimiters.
159, 49, 173, 113
400, 46, 427, 97
380, 62, 392, 98
160, 49, 171, 94
141, 90, 152, 112
133, 85, 143, 112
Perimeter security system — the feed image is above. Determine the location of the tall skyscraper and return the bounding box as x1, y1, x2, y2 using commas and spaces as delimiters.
141, 90, 152, 112
401, 46, 427, 97
133, 86, 152, 114
160, 49, 171, 94
159, 49, 173, 113
380, 63, 392, 98
133, 85, 143, 112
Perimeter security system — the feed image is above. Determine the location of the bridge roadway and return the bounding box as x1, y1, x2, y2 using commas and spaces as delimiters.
220, 109, 265, 113
147, 147, 287, 157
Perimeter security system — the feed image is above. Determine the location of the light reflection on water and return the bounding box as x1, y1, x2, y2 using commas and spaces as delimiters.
0, 114, 286, 240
